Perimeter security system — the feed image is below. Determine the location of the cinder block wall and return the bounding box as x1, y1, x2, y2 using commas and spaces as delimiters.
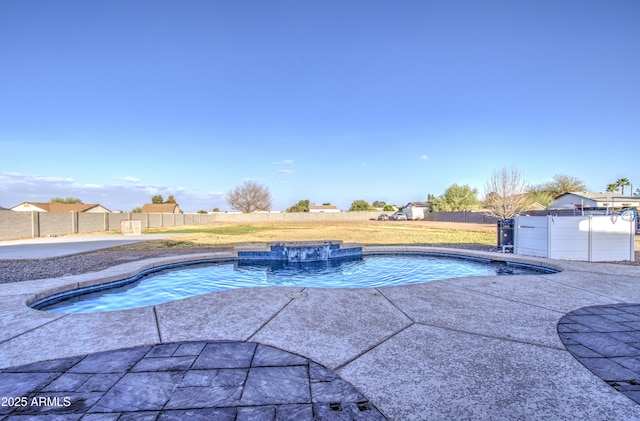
38, 212, 75, 237
78, 213, 108, 233
0, 210, 389, 240
0, 211, 33, 240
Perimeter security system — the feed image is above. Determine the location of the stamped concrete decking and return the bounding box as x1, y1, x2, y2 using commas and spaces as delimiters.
1, 246, 640, 419
0, 340, 385, 419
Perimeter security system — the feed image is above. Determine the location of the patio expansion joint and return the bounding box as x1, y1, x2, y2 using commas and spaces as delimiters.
153, 306, 163, 343
374, 280, 569, 352
333, 322, 416, 372
246, 288, 306, 342
445, 280, 575, 314
0, 313, 69, 348
414, 321, 568, 352
324, 287, 418, 371
540, 274, 630, 304
375, 287, 416, 325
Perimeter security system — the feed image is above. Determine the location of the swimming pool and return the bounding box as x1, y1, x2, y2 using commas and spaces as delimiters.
33, 253, 557, 314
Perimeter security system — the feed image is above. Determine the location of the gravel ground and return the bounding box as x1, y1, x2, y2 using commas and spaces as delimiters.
0, 248, 224, 284
1, 245, 637, 285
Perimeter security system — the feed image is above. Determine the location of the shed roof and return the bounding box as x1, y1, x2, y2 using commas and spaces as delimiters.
405, 202, 429, 207
141, 203, 181, 213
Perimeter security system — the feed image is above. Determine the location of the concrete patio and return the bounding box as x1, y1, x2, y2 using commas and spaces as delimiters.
1, 246, 640, 419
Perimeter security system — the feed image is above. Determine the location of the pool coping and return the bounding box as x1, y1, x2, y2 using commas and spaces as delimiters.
2, 246, 640, 419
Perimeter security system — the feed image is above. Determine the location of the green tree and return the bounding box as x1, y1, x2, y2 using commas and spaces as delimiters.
383, 204, 396, 211
225, 181, 272, 213
131, 206, 142, 213
372, 200, 386, 208
49, 197, 83, 204
165, 195, 177, 204
527, 190, 555, 208
151, 195, 164, 204
427, 193, 440, 211
444, 184, 480, 211
287, 199, 310, 212
429, 184, 479, 211
349, 199, 375, 211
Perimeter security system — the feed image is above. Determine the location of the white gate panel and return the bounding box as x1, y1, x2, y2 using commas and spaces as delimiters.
590, 216, 635, 262
515, 216, 548, 258
548, 217, 589, 261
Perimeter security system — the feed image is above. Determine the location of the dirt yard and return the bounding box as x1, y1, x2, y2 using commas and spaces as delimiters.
135, 220, 498, 250
130, 220, 639, 264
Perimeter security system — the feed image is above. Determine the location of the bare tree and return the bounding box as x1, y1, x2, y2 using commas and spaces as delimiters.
225, 181, 272, 213
484, 167, 532, 219
549, 174, 586, 196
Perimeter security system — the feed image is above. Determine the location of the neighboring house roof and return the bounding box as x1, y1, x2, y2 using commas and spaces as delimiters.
550, 192, 640, 209
11, 202, 111, 212
556, 192, 637, 201
141, 203, 181, 213
405, 202, 429, 207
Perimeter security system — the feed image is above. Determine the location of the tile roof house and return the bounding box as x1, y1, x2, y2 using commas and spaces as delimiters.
548, 192, 640, 210
140, 203, 182, 213
11, 202, 112, 213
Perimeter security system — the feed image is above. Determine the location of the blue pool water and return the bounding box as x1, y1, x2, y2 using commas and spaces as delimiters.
37, 255, 556, 314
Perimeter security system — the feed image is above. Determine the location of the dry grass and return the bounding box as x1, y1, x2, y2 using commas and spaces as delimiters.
119, 221, 497, 251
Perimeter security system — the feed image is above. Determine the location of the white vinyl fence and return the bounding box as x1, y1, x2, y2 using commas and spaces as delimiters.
514, 214, 636, 262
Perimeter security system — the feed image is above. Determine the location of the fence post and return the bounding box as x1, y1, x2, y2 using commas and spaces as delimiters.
31, 211, 40, 238
546, 215, 552, 258
71, 211, 79, 234
513, 215, 518, 254
588, 215, 593, 262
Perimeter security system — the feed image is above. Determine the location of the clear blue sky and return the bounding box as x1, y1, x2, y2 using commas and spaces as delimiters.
1, 0, 638, 212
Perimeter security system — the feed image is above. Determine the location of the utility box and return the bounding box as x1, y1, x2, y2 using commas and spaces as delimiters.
497, 219, 514, 250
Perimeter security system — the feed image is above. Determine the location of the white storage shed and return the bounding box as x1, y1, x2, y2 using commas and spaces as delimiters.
514, 214, 635, 262
403, 202, 428, 220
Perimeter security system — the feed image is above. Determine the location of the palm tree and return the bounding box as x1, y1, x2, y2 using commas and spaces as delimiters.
606, 183, 619, 193
616, 178, 631, 195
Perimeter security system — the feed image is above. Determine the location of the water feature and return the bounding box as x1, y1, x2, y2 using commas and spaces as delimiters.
235, 240, 362, 262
